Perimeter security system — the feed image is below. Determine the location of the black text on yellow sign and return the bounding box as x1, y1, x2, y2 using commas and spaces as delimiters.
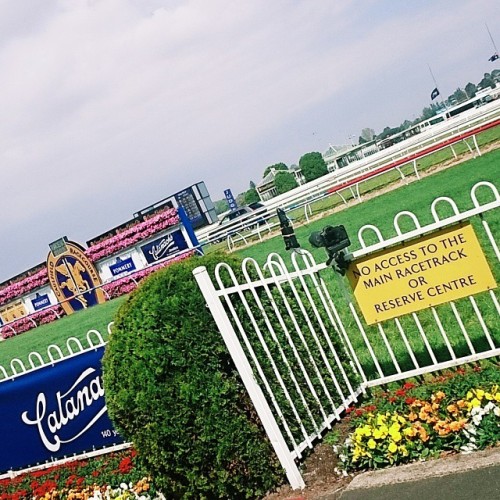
346, 223, 497, 325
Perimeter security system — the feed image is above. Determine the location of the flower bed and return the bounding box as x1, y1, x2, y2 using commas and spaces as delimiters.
0, 448, 163, 499
334, 364, 500, 471
0, 252, 194, 340
0, 269, 49, 307
1, 306, 65, 340
0, 208, 180, 309
101, 251, 194, 299
85, 209, 180, 262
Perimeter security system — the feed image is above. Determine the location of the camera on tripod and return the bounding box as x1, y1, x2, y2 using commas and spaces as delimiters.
277, 208, 300, 250
309, 225, 351, 275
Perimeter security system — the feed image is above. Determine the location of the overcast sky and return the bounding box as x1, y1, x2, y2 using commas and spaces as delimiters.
1, 0, 499, 283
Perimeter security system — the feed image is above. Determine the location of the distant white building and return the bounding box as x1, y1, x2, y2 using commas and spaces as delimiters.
256, 165, 305, 201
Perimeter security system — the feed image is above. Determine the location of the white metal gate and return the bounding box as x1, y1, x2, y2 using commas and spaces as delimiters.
193, 181, 500, 489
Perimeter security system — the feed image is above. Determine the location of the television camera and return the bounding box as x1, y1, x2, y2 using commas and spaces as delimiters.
309, 225, 351, 275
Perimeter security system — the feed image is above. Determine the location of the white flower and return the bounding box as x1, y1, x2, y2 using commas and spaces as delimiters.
484, 402, 495, 413
120, 483, 129, 490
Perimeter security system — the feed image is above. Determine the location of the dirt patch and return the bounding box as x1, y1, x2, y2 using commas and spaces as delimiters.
264, 420, 357, 500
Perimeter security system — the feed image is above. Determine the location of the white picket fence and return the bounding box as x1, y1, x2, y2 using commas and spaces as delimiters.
193, 181, 500, 489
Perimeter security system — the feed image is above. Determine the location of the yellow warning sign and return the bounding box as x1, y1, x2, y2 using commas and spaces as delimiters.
347, 223, 497, 324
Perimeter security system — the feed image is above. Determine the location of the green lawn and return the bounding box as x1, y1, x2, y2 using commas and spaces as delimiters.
1, 144, 499, 375
0, 296, 126, 369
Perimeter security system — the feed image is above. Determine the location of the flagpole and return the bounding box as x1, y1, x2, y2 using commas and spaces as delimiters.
428, 64, 439, 89
486, 22, 498, 54
428, 64, 447, 109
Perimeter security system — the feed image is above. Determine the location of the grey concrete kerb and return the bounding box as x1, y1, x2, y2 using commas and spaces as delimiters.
332, 447, 500, 498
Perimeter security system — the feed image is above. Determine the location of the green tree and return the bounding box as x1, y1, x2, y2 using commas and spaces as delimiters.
479, 72, 496, 89
274, 171, 298, 194
244, 187, 260, 204
263, 162, 288, 178
359, 127, 375, 142
464, 82, 477, 99
214, 199, 229, 215
236, 192, 246, 207
298, 152, 328, 182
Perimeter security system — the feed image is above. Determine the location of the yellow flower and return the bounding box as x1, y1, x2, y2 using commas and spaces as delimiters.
403, 427, 416, 437
376, 414, 387, 426
367, 438, 377, 449
470, 397, 481, 408
388, 441, 398, 453
373, 426, 388, 439
389, 422, 401, 434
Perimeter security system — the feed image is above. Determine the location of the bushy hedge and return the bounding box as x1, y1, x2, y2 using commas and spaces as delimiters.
102, 253, 283, 499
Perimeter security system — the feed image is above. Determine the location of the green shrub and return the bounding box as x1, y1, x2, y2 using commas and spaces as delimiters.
102, 252, 283, 499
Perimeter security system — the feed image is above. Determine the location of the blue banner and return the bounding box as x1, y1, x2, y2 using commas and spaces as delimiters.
31, 294, 51, 311
224, 188, 238, 210
140, 230, 188, 264
0, 346, 124, 473
109, 257, 136, 277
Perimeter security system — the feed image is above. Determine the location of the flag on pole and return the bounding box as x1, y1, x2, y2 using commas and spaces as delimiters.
430, 87, 440, 100
489, 53, 499, 62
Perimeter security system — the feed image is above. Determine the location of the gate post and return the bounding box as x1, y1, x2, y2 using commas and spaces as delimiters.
193, 266, 305, 490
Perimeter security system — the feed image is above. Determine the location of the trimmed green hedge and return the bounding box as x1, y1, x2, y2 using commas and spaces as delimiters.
102, 253, 283, 499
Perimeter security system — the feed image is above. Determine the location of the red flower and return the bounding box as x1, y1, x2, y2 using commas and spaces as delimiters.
119, 456, 133, 474
403, 382, 416, 390
395, 389, 407, 397
405, 397, 416, 405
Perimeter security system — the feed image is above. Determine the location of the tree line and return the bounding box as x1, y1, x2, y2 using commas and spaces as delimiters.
213, 69, 499, 213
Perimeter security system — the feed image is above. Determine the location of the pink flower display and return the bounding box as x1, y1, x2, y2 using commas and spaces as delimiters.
0, 207, 181, 308
1, 305, 65, 339
0, 250, 194, 339
0, 268, 49, 307
102, 251, 194, 299
85, 208, 180, 262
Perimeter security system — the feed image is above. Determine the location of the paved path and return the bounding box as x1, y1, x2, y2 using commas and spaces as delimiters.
318, 447, 500, 500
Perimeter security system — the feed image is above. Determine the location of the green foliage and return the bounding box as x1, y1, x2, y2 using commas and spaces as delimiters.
298, 152, 328, 182
274, 170, 298, 194
244, 187, 261, 204
479, 72, 496, 90
263, 162, 288, 178
214, 198, 229, 215
464, 82, 477, 98
102, 253, 283, 499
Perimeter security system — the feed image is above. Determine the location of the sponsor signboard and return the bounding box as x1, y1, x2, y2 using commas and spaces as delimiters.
47, 241, 106, 315
0, 346, 123, 473
140, 230, 188, 264
224, 188, 238, 210
31, 293, 51, 311
109, 257, 136, 277
347, 223, 497, 324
